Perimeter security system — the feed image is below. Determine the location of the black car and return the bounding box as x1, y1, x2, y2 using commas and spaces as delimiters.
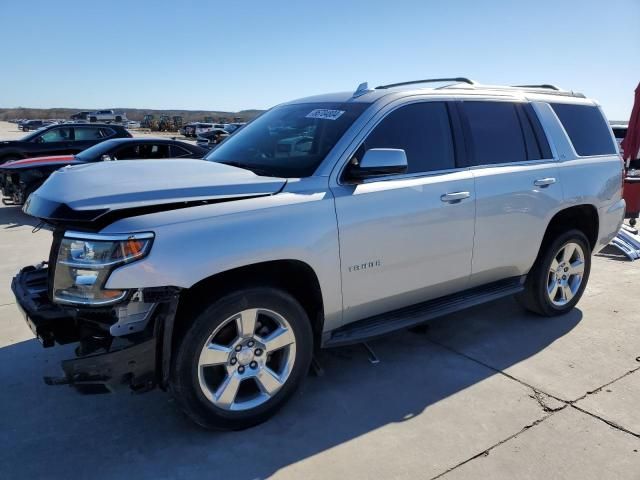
0, 138, 207, 205
0, 123, 132, 164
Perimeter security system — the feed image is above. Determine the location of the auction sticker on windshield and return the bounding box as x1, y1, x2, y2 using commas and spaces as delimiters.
306, 109, 345, 120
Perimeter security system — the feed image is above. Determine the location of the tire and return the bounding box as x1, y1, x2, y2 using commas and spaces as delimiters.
170, 287, 313, 430
518, 229, 591, 316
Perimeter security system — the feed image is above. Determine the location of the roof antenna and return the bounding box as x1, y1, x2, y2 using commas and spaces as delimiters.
352, 82, 372, 98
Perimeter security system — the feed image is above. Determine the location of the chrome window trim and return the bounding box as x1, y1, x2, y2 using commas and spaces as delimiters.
353, 166, 471, 185
468, 158, 559, 170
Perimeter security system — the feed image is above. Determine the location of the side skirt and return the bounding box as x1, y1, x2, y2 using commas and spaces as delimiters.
323, 276, 525, 348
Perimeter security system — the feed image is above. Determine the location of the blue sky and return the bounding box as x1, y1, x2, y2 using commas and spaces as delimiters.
2, 0, 639, 120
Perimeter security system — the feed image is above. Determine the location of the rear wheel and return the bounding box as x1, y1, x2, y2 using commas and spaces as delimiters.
170, 287, 313, 430
518, 229, 591, 316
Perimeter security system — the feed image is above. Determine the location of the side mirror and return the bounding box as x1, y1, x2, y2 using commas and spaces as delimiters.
348, 148, 408, 180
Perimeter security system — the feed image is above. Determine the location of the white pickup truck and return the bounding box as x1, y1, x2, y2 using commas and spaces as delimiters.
88, 110, 127, 123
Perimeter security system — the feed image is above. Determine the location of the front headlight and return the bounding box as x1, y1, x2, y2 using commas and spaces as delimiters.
53, 231, 154, 306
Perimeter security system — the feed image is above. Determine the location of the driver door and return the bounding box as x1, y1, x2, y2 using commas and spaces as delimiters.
32, 126, 75, 156
331, 101, 475, 325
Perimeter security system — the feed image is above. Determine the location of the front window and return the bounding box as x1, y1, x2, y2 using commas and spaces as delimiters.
205, 102, 369, 177
36, 127, 72, 143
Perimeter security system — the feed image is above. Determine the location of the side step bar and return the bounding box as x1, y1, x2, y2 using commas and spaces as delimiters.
324, 276, 525, 347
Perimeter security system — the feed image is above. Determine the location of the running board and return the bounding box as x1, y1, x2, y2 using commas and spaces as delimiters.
325, 276, 525, 347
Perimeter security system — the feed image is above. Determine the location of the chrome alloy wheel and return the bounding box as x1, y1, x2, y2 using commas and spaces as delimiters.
197, 308, 297, 411
547, 242, 585, 307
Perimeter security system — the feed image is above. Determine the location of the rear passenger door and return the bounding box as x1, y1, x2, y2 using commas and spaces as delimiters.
458, 100, 563, 286
332, 101, 476, 324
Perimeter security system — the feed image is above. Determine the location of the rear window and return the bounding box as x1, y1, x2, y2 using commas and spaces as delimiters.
550, 103, 616, 156
612, 127, 627, 139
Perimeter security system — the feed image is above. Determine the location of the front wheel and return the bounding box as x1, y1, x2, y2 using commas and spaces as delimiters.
170, 287, 313, 430
518, 229, 591, 316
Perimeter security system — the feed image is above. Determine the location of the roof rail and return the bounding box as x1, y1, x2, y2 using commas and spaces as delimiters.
512, 84, 561, 91
375, 77, 476, 90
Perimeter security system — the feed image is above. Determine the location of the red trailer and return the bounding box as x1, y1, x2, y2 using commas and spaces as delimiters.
624, 176, 640, 226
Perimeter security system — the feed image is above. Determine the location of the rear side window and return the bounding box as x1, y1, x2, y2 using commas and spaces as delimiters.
171, 145, 194, 157
462, 101, 526, 165
362, 102, 455, 173
550, 103, 617, 156
74, 127, 114, 141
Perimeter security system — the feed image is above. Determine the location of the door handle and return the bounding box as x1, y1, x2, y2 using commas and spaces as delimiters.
440, 191, 471, 203
534, 177, 556, 187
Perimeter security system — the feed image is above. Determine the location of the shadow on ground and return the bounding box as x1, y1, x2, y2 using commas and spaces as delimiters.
0, 297, 581, 479
0, 204, 40, 231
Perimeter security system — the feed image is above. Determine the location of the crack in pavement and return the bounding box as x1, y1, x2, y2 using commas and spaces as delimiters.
429, 413, 557, 480
425, 336, 567, 404
530, 390, 566, 413
567, 365, 640, 404
571, 404, 640, 439
424, 335, 640, 478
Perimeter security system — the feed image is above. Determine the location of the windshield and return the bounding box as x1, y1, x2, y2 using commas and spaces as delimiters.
75, 139, 121, 161
205, 102, 369, 177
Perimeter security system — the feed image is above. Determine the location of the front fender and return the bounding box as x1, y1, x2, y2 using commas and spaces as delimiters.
103, 189, 343, 330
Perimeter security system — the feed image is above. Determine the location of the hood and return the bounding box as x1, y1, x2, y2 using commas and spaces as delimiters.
2, 155, 78, 170
24, 159, 286, 228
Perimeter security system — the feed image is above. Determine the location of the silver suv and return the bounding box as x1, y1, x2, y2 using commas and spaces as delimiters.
13, 78, 625, 430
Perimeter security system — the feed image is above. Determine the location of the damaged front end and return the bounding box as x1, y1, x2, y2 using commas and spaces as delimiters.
12, 238, 180, 394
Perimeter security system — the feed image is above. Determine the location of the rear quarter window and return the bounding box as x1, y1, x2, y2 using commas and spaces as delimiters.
550, 103, 617, 156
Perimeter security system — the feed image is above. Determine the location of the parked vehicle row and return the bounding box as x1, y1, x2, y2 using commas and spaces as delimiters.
0, 138, 206, 205
181, 122, 245, 137
10, 78, 625, 430
0, 123, 132, 164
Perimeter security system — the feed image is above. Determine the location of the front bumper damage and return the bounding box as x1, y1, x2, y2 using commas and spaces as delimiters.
12, 264, 180, 394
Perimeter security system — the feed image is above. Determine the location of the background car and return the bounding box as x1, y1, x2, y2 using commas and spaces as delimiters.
20, 120, 56, 131
195, 128, 229, 150
0, 137, 207, 204
0, 123, 132, 164
87, 110, 127, 123
612, 124, 628, 152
